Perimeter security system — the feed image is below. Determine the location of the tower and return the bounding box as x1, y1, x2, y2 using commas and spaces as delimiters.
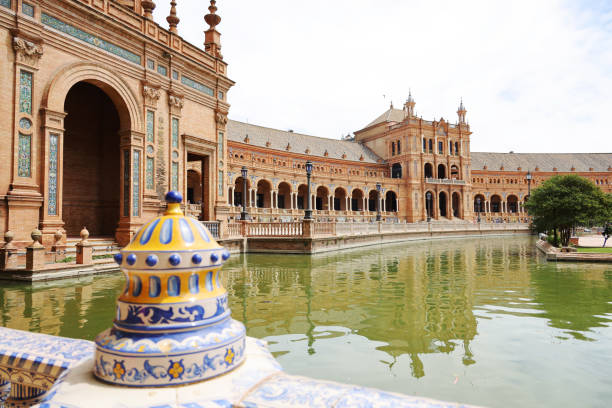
457, 99, 467, 124
404, 90, 416, 118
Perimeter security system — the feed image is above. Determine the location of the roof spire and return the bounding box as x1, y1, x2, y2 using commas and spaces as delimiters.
204, 0, 222, 58
141, 0, 156, 20
404, 89, 416, 117
167, 0, 179, 33
457, 97, 467, 124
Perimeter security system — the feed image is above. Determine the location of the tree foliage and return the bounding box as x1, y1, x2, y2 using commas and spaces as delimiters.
525, 175, 611, 247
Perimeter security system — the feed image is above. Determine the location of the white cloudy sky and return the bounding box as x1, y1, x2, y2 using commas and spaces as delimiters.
154, 1, 612, 153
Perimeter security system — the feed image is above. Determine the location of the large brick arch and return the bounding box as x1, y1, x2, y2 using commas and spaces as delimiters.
42, 62, 143, 132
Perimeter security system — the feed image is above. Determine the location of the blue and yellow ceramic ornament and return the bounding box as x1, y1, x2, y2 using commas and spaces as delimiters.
94, 191, 246, 387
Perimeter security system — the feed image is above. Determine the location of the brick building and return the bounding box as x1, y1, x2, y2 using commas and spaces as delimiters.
0, 1, 610, 249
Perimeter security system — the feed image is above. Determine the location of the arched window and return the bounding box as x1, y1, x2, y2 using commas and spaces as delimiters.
391, 142, 396, 156
391, 163, 402, 178
397, 140, 401, 154
424, 163, 433, 178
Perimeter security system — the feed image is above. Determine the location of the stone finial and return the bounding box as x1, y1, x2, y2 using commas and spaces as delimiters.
204, 0, 221, 29
265, 140, 271, 147
30, 229, 43, 248
571, 166, 576, 171
305, 148, 310, 154
54, 229, 63, 243
342, 152, 347, 159
244, 135, 249, 144
324, 150, 329, 157
286, 143, 291, 151
80, 227, 90, 243
167, 0, 180, 33
142, 0, 156, 20
3, 231, 14, 248
359, 154, 364, 161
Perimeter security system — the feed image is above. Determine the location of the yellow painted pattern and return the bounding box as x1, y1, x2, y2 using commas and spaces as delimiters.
124, 203, 222, 252
119, 268, 226, 304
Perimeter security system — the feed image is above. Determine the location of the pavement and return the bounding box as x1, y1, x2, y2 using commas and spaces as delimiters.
578, 235, 612, 248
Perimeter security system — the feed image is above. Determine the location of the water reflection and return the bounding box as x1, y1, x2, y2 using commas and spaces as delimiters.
1, 236, 611, 407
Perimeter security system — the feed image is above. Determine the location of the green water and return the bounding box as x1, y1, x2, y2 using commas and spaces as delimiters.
1, 236, 611, 407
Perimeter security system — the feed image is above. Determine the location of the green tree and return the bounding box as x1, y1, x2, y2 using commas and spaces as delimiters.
525, 175, 611, 247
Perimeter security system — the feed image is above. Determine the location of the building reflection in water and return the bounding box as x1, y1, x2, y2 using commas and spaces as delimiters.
1, 236, 611, 381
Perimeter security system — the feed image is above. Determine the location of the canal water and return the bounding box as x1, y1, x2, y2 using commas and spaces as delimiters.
1, 236, 611, 407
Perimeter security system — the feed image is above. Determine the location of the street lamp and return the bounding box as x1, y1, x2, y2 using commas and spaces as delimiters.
304, 161, 313, 220
526, 170, 532, 199
240, 166, 249, 221
376, 183, 382, 221
476, 196, 481, 223
426, 191, 432, 222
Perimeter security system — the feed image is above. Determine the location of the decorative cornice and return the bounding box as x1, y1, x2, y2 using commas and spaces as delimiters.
13, 36, 43, 68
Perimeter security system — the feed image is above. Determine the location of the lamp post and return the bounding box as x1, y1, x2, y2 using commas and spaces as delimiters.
426, 191, 432, 222
526, 170, 532, 216
304, 161, 313, 220
476, 196, 481, 223
240, 166, 249, 221
376, 183, 382, 221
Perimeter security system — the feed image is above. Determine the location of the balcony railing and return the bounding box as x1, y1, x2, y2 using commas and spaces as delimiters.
425, 178, 467, 185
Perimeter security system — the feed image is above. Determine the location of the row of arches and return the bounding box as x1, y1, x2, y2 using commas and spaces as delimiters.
473, 194, 524, 213
424, 163, 459, 179
228, 178, 399, 213
424, 191, 462, 219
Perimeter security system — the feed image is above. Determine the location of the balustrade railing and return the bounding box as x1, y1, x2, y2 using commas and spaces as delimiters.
246, 222, 303, 237
201, 221, 220, 239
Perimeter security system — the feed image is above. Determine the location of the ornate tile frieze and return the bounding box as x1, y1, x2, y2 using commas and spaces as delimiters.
123, 150, 130, 217
133, 150, 140, 216
41, 13, 141, 65
181, 75, 214, 96
48, 134, 58, 215
146, 157, 154, 190
171, 118, 179, 149
19, 70, 32, 114
172, 162, 179, 191
0, 0, 10, 9
18, 133, 31, 177
146, 110, 155, 142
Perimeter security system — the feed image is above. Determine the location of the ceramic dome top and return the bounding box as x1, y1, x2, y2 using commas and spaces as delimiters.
113, 191, 229, 271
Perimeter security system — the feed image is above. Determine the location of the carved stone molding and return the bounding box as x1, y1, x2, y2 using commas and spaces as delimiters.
142, 84, 161, 107
168, 92, 184, 116
13, 37, 43, 68
215, 111, 228, 127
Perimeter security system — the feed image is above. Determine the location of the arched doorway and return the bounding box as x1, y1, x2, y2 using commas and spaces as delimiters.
351, 189, 364, 211
391, 163, 402, 178
452, 192, 461, 218
437, 164, 446, 179
385, 191, 397, 212
233, 177, 251, 208
256, 179, 272, 208
277, 182, 291, 209
334, 187, 347, 211
474, 194, 485, 213
316, 186, 329, 211
63, 82, 120, 237
424, 163, 433, 178
507, 195, 518, 213
425, 190, 435, 219
297, 184, 308, 210
368, 189, 378, 212
491, 195, 501, 213
439, 191, 448, 217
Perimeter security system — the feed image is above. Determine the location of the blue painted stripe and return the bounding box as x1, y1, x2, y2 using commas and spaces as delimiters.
179, 218, 194, 244
30, 356, 44, 372
159, 219, 173, 244
149, 276, 161, 297
140, 219, 160, 245
205, 271, 213, 292
168, 275, 180, 296
132, 275, 142, 297
189, 274, 199, 294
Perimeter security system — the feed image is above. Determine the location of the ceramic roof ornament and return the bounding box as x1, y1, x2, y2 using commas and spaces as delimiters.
94, 191, 245, 387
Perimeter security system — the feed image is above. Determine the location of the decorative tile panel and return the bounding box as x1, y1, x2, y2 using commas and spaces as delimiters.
146, 157, 154, 190
18, 133, 31, 177
146, 58, 155, 70
19, 70, 32, 114
0, 0, 10, 9
22, 2, 33, 16
171, 118, 179, 148
146, 110, 155, 142
41, 14, 141, 65
123, 150, 130, 217
157, 65, 167, 76
172, 70, 179, 80
181, 75, 214, 96
19, 117, 32, 130
218, 170, 223, 196
218, 132, 224, 160
48, 134, 58, 215
172, 162, 179, 191
133, 150, 140, 216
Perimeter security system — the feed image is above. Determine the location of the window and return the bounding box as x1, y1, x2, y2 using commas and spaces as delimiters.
391, 142, 395, 156
449, 141, 453, 155
428, 139, 433, 153
438, 141, 443, 154
397, 141, 401, 154
147, 59, 155, 70
455, 142, 459, 155
422, 138, 426, 153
